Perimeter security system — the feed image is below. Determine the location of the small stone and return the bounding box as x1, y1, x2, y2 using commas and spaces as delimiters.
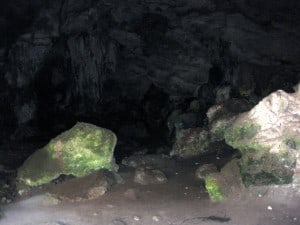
195, 164, 218, 180
293, 217, 297, 221
152, 216, 160, 222
267, 206, 273, 211
133, 216, 140, 221
134, 167, 167, 185
124, 188, 137, 200
185, 186, 189, 190
258, 194, 262, 198
110, 219, 127, 225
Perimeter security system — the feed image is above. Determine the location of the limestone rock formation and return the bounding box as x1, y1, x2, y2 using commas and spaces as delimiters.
17, 122, 117, 187
225, 88, 300, 185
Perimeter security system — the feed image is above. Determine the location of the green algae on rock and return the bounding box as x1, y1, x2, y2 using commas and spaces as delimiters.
205, 175, 224, 201
207, 99, 253, 142
17, 122, 117, 187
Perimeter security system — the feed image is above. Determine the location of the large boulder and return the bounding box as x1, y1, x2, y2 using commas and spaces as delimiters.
17, 122, 117, 187
225, 88, 300, 185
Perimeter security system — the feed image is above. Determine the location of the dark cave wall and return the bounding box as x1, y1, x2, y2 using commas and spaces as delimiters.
0, 0, 300, 143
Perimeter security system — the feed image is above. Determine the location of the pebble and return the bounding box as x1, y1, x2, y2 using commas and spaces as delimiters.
152, 216, 160, 222
267, 206, 273, 211
133, 216, 140, 221
111, 219, 127, 225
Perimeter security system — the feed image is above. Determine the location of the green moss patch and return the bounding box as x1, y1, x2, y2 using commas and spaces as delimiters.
225, 122, 261, 153
205, 175, 224, 201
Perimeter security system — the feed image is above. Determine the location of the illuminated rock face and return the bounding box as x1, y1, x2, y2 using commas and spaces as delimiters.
17, 122, 117, 186
225, 88, 300, 185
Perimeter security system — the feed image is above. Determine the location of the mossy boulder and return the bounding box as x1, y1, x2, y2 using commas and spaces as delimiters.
170, 128, 211, 158
17, 122, 117, 187
225, 89, 300, 185
204, 159, 244, 201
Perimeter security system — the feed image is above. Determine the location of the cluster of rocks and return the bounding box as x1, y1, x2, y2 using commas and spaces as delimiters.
14, 122, 170, 202
7, 85, 298, 203
173, 85, 300, 200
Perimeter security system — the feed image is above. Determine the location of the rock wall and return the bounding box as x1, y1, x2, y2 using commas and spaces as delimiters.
0, 0, 300, 142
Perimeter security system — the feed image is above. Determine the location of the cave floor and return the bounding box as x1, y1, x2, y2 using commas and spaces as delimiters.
1, 154, 300, 225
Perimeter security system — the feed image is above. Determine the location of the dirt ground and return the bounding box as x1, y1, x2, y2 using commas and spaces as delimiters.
1, 156, 300, 225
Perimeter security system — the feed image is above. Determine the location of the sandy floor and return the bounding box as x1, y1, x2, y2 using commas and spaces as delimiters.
1, 156, 300, 225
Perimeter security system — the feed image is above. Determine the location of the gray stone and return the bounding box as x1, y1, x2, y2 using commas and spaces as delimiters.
134, 167, 167, 185
195, 164, 218, 180
48, 169, 117, 201
170, 128, 211, 158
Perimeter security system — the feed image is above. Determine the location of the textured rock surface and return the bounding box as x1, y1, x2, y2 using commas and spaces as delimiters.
1, 0, 300, 143
207, 99, 253, 141
170, 128, 211, 158
17, 122, 117, 186
122, 154, 174, 169
48, 169, 117, 201
204, 159, 244, 201
133, 167, 167, 185
195, 163, 218, 180
225, 88, 300, 185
